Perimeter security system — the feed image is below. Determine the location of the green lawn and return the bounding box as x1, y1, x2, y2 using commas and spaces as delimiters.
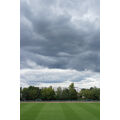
20, 102, 100, 120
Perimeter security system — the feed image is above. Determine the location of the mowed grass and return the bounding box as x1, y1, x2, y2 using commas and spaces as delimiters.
20, 102, 100, 120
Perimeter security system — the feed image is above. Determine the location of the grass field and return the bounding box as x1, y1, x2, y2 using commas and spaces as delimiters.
20, 102, 100, 120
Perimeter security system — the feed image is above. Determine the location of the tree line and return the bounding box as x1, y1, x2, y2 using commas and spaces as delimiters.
20, 83, 100, 101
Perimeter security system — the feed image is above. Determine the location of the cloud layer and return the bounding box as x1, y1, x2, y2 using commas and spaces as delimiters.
20, 0, 100, 88
21, 67, 100, 88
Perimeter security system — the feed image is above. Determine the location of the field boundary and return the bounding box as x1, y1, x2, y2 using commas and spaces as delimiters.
20, 101, 100, 103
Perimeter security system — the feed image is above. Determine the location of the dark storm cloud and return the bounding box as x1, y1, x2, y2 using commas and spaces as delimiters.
20, 0, 100, 72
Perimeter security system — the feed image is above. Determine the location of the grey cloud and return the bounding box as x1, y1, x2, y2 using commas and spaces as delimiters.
20, 0, 100, 72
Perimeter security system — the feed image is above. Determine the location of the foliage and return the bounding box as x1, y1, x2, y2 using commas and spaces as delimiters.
69, 83, 77, 100
78, 87, 100, 100
20, 83, 100, 101
56, 87, 63, 100
41, 86, 55, 100
22, 86, 40, 100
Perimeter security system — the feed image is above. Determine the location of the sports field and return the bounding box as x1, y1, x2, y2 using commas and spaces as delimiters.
20, 102, 100, 120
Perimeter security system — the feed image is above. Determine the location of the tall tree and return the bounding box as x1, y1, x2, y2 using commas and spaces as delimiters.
56, 87, 63, 100
41, 86, 55, 100
61, 88, 69, 100
69, 83, 77, 100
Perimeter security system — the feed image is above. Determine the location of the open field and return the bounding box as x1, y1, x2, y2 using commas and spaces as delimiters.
20, 102, 100, 120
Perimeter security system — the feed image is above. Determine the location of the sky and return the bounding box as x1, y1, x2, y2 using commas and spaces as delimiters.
20, 0, 100, 89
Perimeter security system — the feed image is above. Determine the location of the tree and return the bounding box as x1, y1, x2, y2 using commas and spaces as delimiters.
20, 87, 23, 101
27, 86, 40, 100
20, 84, 100, 101
69, 83, 77, 100
22, 87, 29, 100
61, 88, 69, 100
78, 87, 100, 100
90, 87, 100, 100
56, 87, 63, 100
22, 86, 41, 100
41, 86, 55, 100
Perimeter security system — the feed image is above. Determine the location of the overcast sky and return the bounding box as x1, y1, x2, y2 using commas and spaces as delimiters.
20, 0, 100, 88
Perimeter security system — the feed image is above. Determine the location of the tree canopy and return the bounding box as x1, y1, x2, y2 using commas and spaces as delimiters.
20, 83, 100, 101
